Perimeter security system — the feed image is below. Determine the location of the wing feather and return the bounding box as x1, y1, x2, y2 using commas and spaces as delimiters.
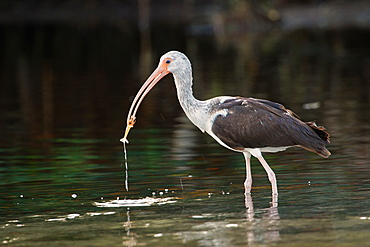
211, 97, 330, 157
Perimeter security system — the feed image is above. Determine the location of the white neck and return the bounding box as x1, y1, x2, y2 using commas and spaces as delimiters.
172, 72, 208, 132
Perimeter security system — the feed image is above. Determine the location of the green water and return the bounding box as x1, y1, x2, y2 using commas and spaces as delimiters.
1, 126, 369, 246
0, 2, 369, 245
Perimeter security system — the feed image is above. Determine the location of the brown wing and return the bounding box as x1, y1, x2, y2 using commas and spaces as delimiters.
211, 97, 330, 157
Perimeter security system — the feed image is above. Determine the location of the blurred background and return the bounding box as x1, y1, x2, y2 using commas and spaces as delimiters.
0, 0, 369, 141
0, 1, 370, 246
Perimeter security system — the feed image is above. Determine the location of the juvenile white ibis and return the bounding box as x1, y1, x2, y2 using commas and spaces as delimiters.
121, 51, 330, 195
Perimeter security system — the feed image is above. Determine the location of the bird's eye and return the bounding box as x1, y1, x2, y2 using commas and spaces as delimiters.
165, 59, 171, 64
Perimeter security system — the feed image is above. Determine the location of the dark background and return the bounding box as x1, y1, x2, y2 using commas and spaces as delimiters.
0, 0, 369, 141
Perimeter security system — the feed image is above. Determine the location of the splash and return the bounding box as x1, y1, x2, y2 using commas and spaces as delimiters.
93, 197, 177, 207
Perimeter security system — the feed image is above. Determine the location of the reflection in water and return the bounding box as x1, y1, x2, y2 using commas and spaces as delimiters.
122, 209, 137, 247
245, 193, 280, 245
177, 195, 281, 246
171, 115, 200, 161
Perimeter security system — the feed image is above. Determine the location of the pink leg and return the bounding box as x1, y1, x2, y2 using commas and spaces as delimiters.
256, 155, 278, 195
243, 152, 252, 194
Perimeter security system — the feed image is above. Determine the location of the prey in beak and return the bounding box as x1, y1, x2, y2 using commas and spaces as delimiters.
120, 58, 172, 143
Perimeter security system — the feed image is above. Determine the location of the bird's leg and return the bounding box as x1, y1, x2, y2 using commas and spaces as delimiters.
244, 193, 254, 220
256, 155, 278, 195
243, 152, 252, 194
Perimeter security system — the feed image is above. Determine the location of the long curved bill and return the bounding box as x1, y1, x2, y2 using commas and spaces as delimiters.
120, 64, 170, 143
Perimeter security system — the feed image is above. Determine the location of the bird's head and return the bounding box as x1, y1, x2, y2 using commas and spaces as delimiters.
121, 51, 192, 143
158, 51, 191, 75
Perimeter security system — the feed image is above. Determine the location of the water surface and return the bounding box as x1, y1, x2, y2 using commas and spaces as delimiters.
0, 3, 370, 246
1, 124, 369, 246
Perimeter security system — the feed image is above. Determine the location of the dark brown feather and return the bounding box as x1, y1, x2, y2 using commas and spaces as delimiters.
211, 97, 331, 158
306, 121, 330, 143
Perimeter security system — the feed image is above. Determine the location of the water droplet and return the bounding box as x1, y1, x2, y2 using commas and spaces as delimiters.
103, 212, 116, 215
87, 212, 101, 216
71, 194, 77, 198
67, 214, 80, 219
226, 224, 238, 227
46, 218, 66, 222
19, 195, 24, 198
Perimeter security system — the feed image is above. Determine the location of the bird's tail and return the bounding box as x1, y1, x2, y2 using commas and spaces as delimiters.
316, 147, 331, 158
304, 121, 331, 158
300, 145, 331, 158
306, 121, 330, 144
